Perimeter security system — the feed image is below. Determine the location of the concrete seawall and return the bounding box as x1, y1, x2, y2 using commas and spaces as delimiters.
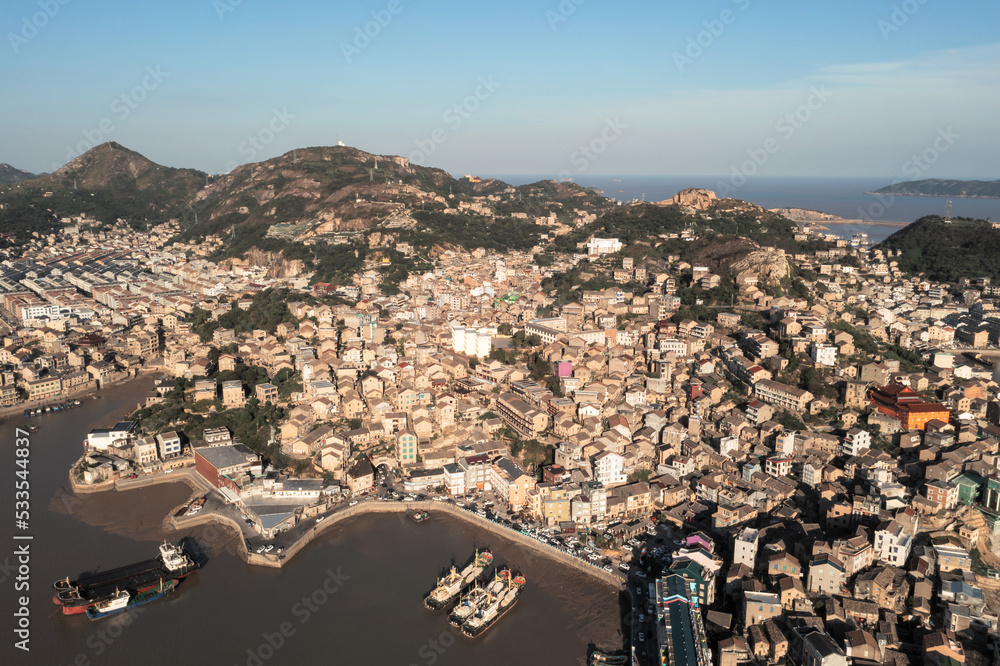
166, 511, 251, 561
267, 500, 624, 589
68, 472, 623, 589
68, 465, 202, 495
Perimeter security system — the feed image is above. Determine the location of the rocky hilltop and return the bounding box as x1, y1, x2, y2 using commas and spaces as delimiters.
665, 187, 717, 211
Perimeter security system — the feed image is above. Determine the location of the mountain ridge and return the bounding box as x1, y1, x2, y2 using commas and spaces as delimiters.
0, 163, 40, 184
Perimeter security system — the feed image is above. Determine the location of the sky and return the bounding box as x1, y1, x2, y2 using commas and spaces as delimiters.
2, 0, 998, 180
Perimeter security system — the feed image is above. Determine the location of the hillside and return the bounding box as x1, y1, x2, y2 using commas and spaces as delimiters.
0, 142, 611, 250
551, 197, 825, 255
0, 142, 208, 242
0, 163, 38, 184
877, 215, 1000, 282
0, 142, 827, 294
871, 178, 1000, 199
181, 146, 612, 250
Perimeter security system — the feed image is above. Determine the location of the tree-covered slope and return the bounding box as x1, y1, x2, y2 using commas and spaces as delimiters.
877, 215, 1000, 282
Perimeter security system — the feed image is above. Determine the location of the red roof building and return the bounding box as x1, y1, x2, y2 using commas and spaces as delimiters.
869, 382, 950, 431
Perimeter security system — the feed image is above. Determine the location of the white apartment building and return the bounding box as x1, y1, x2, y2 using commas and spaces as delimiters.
840, 428, 871, 457
593, 450, 626, 487
874, 519, 914, 567
810, 343, 838, 367
587, 237, 622, 256
733, 527, 759, 569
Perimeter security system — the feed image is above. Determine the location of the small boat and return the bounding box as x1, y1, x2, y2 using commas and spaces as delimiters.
408, 509, 430, 523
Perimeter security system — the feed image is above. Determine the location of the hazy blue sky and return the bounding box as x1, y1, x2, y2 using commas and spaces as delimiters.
2, 0, 998, 179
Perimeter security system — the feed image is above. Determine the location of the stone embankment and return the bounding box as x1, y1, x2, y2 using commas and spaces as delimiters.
69, 470, 624, 588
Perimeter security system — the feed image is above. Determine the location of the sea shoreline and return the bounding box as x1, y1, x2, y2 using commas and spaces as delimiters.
0, 367, 157, 423
69, 470, 625, 590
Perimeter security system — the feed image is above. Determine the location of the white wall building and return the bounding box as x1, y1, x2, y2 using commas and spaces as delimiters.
734, 527, 759, 569
452, 325, 496, 359
840, 428, 871, 457
810, 343, 838, 367
593, 450, 626, 487
587, 237, 622, 256
719, 436, 739, 459
874, 519, 914, 567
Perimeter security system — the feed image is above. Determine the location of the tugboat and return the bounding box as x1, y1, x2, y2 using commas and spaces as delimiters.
53, 541, 199, 615
461, 568, 525, 637
86, 579, 177, 620
424, 549, 492, 610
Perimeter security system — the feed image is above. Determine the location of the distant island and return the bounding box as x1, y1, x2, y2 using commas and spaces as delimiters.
868, 178, 1000, 199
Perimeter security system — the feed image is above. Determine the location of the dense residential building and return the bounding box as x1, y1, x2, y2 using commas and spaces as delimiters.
35, 193, 1000, 665
495, 392, 550, 439
753, 379, 813, 413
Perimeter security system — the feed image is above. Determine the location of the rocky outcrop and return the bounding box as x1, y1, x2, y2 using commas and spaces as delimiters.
244, 249, 306, 278
666, 188, 717, 211
770, 208, 842, 223
729, 247, 790, 285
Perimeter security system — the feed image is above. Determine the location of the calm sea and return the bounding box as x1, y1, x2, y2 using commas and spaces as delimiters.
491, 175, 1000, 244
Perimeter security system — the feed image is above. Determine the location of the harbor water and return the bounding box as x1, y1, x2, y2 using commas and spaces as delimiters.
1, 379, 620, 666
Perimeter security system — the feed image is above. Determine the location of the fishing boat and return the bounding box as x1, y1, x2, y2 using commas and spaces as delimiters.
461, 568, 525, 637
424, 549, 493, 611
